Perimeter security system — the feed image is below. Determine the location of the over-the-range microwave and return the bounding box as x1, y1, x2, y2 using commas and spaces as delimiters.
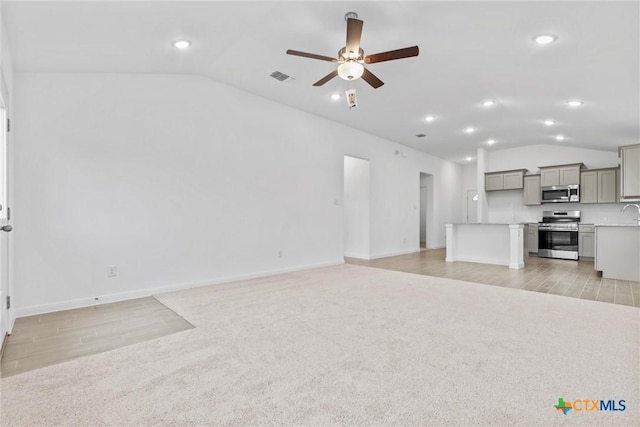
541, 184, 580, 203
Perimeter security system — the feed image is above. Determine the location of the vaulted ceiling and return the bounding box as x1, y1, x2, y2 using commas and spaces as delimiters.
4, 1, 639, 163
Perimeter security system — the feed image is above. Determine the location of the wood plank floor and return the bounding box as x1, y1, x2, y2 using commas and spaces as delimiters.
0, 296, 194, 378
2, 253, 636, 378
346, 249, 640, 308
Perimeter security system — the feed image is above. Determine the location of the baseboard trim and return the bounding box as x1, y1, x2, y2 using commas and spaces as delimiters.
450, 255, 509, 267
14, 259, 345, 318
0, 332, 7, 360
344, 252, 371, 260
426, 245, 446, 250
369, 248, 421, 260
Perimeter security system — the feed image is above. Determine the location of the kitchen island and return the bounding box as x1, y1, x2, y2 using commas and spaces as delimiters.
445, 223, 527, 269
595, 224, 640, 281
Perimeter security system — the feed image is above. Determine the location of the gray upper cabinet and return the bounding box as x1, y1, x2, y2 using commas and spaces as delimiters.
503, 171, 524, 189
485, 169, 527, 191
619, 144, 640, 201
523, 175, 541, 205
540, 168, 559, 187
598, 168, 618, 203
580, 170, 598, 203
539, 163, 583, 186
485, 173, 504, 191
580, 168, 619, 204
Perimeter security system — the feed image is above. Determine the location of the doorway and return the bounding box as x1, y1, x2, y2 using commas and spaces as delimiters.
344, 156, 370, 259
0, 80, 11, 344
419, 173, 433, 248
466, 190, 478, 223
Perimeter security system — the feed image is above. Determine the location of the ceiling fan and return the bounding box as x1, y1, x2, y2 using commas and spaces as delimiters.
286, 12, 419, 89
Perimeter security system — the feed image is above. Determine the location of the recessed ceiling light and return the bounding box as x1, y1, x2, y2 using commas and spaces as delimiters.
331, 93, 341, 100
482, 100, 496, 107
487, 139, 496, 145
533, 34, 557, 45
171, 40, 191, 49
425, 115, 435, 122
465, 127, 475, 133
466, 157, 473, 162
543, 119, 556, 126
566, 100, 584, 107
555, 135, 566, 141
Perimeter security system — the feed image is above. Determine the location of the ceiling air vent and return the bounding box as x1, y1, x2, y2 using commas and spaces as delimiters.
270, 71, 291, 82
415, 133, 426, 138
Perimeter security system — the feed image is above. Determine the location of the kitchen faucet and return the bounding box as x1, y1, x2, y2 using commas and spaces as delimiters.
621, 204, 640, 224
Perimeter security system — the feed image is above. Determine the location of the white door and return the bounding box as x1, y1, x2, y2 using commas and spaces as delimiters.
0, 87, 11, 341
467, 190, 478, 223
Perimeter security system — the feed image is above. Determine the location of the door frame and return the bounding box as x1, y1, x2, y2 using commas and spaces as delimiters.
0, 69, 13, 346
419, 172, 434, 249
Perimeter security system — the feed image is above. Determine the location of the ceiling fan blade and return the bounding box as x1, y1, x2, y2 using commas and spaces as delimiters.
286, 49, 337, 62
361, 68, 384, 89
365, 46, 419, 64
312, 69, 339, 86
345, 18, 364, 54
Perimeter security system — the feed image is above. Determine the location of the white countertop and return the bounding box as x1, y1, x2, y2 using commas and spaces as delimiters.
448, 223, 525, 226
594, 223, 640, 227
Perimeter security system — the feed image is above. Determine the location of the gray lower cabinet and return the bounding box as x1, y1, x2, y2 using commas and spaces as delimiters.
578, 224, 595, 258
580, 168, 618, 204
523, 175, 541, 205
527, 223, 538, 253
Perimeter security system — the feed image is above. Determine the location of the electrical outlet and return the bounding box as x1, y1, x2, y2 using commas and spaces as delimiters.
277, 250, 283, 258
107, 265, 117, 278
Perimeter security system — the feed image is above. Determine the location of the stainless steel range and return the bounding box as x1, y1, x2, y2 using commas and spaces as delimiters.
538, 210, 580, 260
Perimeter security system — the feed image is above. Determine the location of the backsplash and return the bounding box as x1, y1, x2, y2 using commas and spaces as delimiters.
485, 190, 636, 224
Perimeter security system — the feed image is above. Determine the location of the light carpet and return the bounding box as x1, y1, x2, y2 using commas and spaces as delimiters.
0, 264, 638, 426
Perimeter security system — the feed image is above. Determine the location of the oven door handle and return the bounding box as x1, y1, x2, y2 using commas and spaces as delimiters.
539, 227, 578, 232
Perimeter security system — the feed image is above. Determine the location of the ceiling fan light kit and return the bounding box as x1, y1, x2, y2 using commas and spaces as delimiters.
286, 13, 419, 97
337, 61, 364, 80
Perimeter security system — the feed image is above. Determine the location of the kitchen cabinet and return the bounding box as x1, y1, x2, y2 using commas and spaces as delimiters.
580, 167, 619, 204
527, 223, 539, 253
485, 169, 528, 191
485, 173, 504, 191
539, 163, 583, 186
523, 175, 541, 205
619, 144, 640, 201
598, 168, 618, 203
580, 171, 598, 203
578, 224, 595, 258
504, 171, 525, 189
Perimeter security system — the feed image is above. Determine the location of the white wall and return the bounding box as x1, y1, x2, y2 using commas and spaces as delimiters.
461, 163, 477, 192
484, 144, 630, 224
13, 72, 464, 314
343, 156, 370, 259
